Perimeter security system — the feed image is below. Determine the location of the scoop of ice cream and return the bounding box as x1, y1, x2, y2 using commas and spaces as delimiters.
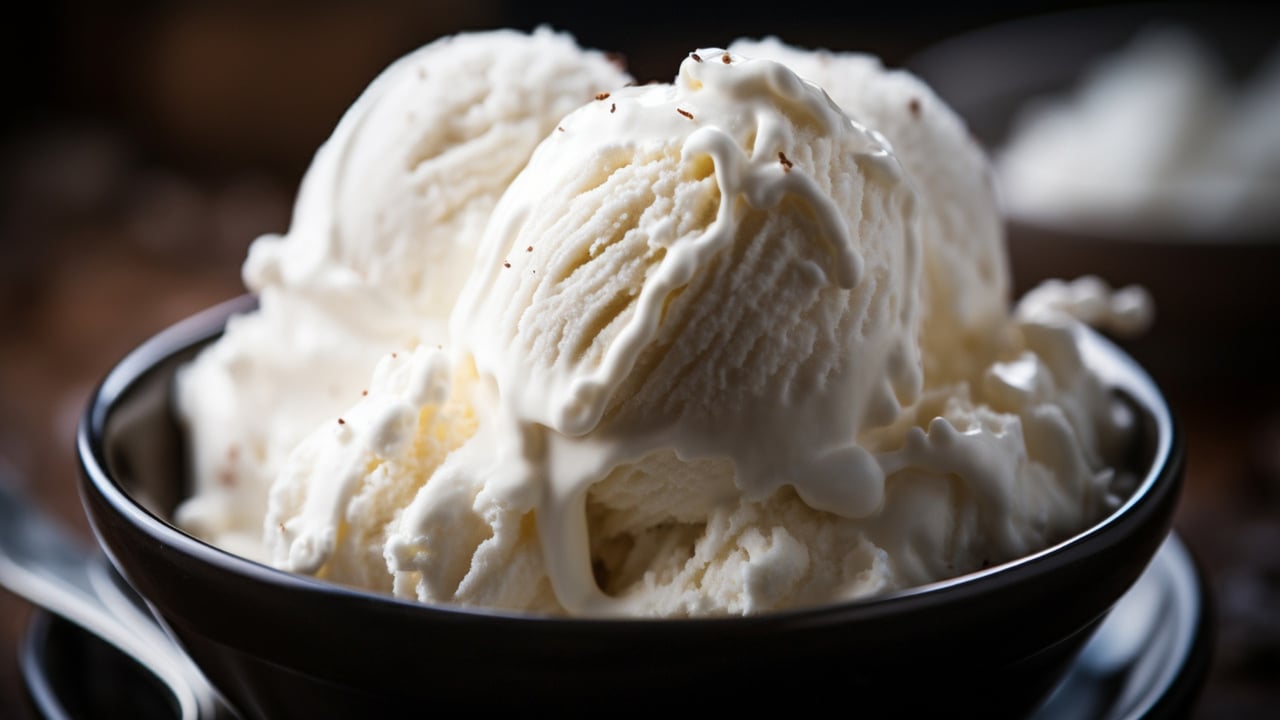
248, 41, 1131, 619
995, 24, 1280, 236
439, 47, 924, 613
728, 37, 1011, 384
247, 26, 632, 323
454, 48, 923, 511
267, 46, 923, 614
175, 28, 631, 557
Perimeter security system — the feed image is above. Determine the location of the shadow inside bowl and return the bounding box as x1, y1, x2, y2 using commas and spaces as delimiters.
77, 296, 1184, 718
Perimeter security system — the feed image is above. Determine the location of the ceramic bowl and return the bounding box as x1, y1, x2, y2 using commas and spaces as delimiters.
77, 295, 1184, 718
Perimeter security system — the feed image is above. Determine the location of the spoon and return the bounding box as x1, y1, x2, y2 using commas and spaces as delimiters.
0, 457, 227, 719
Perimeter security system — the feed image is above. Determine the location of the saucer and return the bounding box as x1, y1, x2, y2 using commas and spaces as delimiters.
1030, 531, 1213, 719
21, 532, 1212, 719
20, 602, 183, 719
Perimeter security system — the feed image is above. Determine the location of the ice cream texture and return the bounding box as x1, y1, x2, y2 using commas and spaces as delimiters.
177, 30, 1138, 617
174, 27, 631, 559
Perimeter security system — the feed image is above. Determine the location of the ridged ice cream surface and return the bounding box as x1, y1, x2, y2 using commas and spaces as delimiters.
728, 36, 1011, 383
178, 33, 1140, 617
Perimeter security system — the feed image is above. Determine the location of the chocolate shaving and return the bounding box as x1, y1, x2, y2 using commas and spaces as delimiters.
610, 103, 616, 113
595, 92, 611, 101
908, 98, 921, 118
691, 53, 702, 62
778, 151, 793, 171
677, 108, 693, 120
721, 52, 731, 64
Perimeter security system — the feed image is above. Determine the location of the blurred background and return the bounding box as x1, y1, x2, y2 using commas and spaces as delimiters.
1, 1, 1276, 717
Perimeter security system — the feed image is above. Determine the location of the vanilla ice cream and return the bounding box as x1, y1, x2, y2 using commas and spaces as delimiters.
728, 37, 1011, 384
180, 35, 1138, 617
996, 23, 1280, 237
174, 27, 630, 558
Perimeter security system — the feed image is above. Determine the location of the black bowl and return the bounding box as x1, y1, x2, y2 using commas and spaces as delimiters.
907, 3, 1280, 386
77, 295, 1184, 718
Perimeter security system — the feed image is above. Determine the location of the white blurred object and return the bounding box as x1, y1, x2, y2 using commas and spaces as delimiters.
996, 24, 1280, 237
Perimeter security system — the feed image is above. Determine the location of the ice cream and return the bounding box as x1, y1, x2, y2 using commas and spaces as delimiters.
178, 31, 1138, 617
174, 27, 631, 559
727, 37, 1010, 385
995, 23, 1280, 237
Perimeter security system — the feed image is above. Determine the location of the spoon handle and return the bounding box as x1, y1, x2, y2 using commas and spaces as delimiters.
0, 458, 224, 719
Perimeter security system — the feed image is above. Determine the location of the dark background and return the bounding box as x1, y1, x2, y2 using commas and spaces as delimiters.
2, 1, 1276, 718
2, 0, 1147, 179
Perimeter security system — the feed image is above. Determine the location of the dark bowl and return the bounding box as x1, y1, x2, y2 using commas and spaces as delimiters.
907, 3, 1280, 386
77, 295, 1184, 718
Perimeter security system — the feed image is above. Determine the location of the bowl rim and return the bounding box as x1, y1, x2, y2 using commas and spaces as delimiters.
76, 294, 1183, 626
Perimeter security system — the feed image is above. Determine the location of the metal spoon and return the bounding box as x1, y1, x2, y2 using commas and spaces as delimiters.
0, 458, 226, 719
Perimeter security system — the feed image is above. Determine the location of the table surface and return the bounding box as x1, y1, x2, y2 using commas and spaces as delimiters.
2, 5, 1278, 717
